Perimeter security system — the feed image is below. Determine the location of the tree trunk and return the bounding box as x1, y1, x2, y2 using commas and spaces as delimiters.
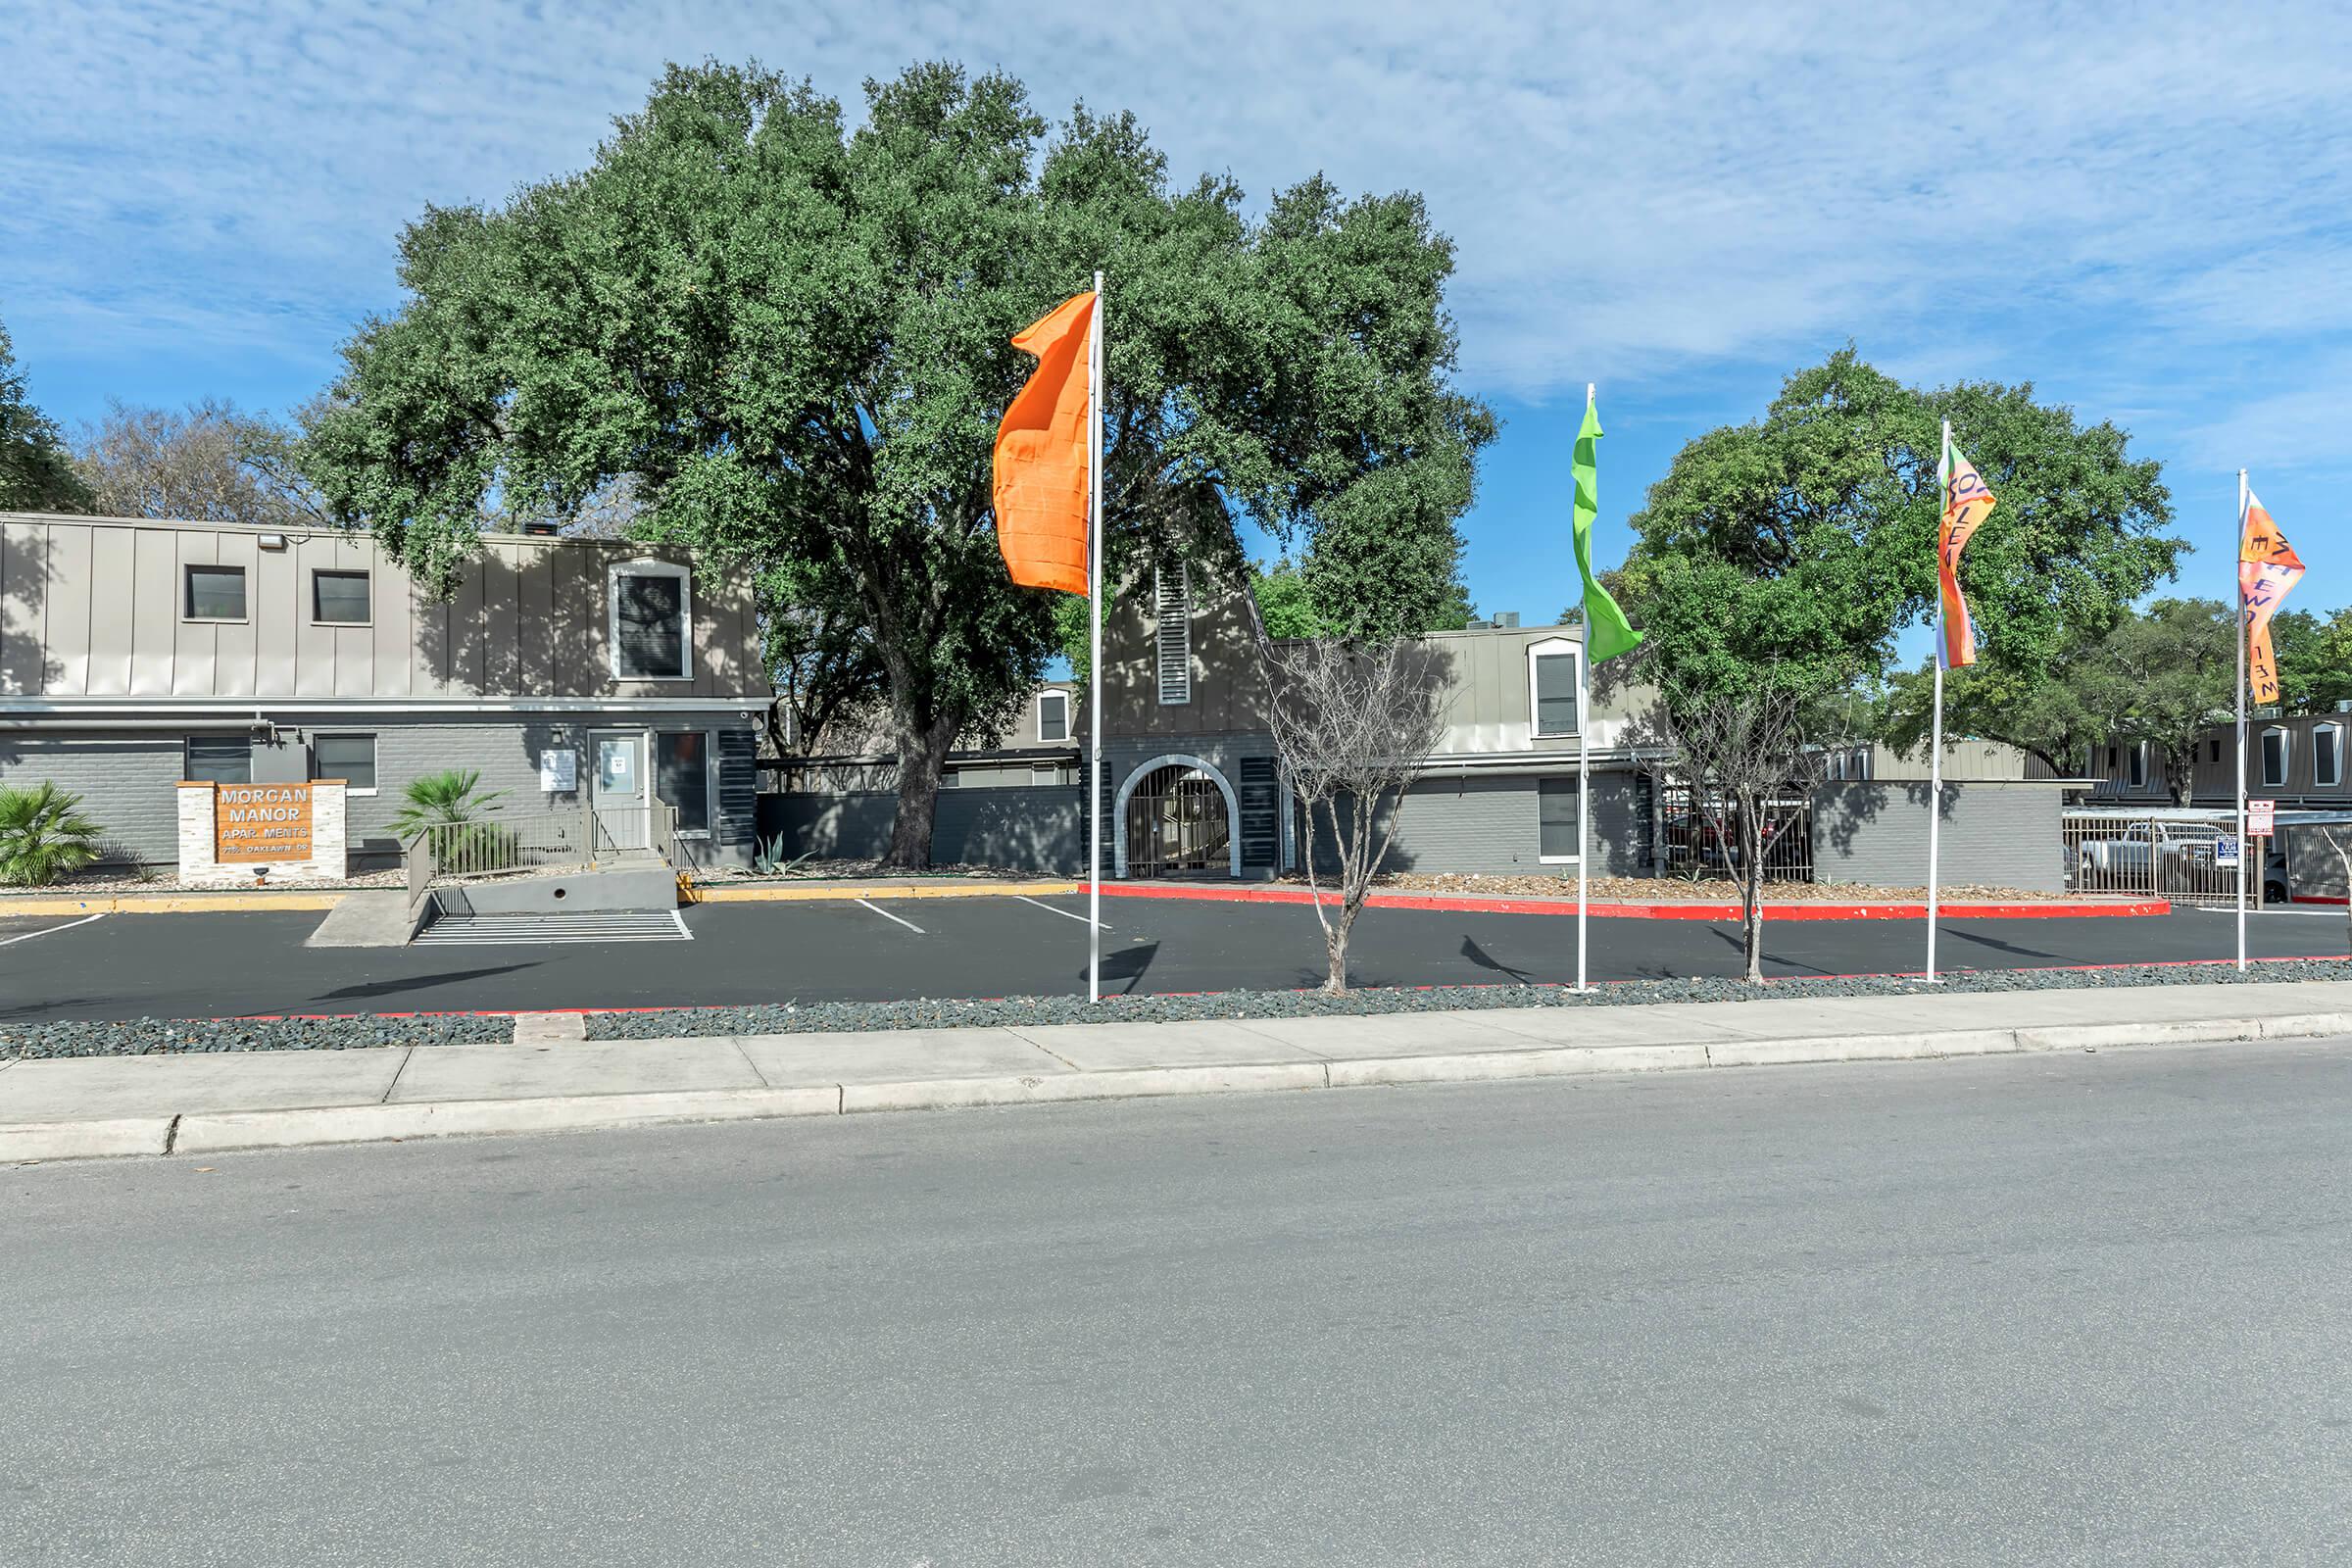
1740, 798, 1766, 983
881, 723, 955, 870
1326, 905, 1353, 993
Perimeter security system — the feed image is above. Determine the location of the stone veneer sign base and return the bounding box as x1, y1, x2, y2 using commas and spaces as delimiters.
176, 780, 348, 889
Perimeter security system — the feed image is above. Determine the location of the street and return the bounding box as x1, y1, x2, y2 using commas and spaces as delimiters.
6, 1040, 2348, 1565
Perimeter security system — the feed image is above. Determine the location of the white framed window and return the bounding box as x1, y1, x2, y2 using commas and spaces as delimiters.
2127, 742, 2148, 790
2315, 723, 2343, 789
2261, 726, 2290, 790
609, 560, 693, 680
183, 564, 248, 622
1538, 775, 1581, 862
1528, 637, 1583, 738
309, 733, 377, 795
1038, 689, 1070, 743
1154, 564, 1191, 705
311, 569, 372, 625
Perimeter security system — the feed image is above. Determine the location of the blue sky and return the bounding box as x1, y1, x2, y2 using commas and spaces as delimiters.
5, 1, 2348, 650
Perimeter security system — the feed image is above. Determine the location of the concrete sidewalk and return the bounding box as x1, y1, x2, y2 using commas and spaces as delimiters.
7, 980, 2351, 1163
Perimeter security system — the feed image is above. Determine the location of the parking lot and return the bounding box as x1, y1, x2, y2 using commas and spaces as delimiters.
0, 893, 2344, 1023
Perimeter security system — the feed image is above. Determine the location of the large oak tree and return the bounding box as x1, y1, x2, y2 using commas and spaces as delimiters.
301, 62, 1490, 866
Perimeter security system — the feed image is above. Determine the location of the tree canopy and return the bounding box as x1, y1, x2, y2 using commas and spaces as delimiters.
1618, 349, 2180, 721
74, 398, 323, 526
0, 319, 91, 514
301, 61, 1491, 865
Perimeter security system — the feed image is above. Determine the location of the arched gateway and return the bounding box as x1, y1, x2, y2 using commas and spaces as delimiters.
1113, 754, 1243, 878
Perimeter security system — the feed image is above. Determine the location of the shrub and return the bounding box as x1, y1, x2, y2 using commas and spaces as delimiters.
388, 767, 508, 838
0, 782, 105, 887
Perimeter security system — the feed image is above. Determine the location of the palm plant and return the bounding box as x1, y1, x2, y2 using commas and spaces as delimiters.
390, 768, 513, 869
0, 781, 105, 887
389, 768, 508, 836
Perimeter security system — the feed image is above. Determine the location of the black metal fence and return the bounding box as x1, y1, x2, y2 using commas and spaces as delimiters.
1658, 783, 1816, 883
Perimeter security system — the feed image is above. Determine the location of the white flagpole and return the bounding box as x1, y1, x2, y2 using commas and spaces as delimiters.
2235, 467, 2248, 973
1088, 271, 1105, 1003
1576, 382, 1594, 994
1926, 419, 1949, 982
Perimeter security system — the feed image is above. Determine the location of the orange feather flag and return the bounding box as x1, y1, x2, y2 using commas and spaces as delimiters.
993, 291, 1097, 595
2238, 489, 2305, 707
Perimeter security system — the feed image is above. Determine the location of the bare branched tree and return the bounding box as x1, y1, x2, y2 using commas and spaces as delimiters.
74, 398, 326, 526
1633, 685, 1818, 982
1267, 638, 1447, 992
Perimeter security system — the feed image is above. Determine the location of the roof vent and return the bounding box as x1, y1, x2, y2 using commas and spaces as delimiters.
521, 520, 561, 537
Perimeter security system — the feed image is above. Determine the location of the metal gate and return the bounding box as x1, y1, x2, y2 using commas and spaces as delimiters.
1659, 784, 1815, 883
2063, 808, 2246, 906
1124, 762, 1232, 877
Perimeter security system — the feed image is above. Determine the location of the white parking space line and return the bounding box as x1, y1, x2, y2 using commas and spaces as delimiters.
2186, 905, 2350, 920
858, 899, 925, 934
1012, 894, 1108, 930
0, 911, 107, 947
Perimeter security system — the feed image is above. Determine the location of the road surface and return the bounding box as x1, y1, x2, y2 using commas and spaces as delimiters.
5, 1040, 2349, 1565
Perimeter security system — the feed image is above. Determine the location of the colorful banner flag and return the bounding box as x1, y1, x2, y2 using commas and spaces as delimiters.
992, 291, 1097, 596
1936, 431, 1998, 669
1572, 389, 1642, 662
2239, 489, 2305, 706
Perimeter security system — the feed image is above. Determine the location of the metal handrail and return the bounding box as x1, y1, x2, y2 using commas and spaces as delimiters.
404, 803, 683, 891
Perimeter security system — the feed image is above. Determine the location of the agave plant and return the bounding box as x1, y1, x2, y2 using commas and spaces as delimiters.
0, 781, 105, 887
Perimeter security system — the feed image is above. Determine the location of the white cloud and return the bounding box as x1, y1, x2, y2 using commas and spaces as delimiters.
3, 0, 2348, 448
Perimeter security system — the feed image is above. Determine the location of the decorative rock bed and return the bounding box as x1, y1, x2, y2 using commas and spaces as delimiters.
6, 958, 2349, 1060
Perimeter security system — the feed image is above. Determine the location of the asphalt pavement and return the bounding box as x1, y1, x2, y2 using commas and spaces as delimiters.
0, 894, 2342, 1021
5, 1041, 2347, 1565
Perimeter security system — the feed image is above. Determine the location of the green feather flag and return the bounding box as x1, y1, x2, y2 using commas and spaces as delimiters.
1573, 387, 1642, 662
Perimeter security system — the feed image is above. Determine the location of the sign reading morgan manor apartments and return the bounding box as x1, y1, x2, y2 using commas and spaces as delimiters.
215, 783, 316, 862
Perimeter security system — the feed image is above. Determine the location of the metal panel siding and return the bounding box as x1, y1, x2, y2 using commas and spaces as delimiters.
213, 530, 260, 697
0, 517, 767, 705
1811, 781, 2067, 892
170, 529, 220, 696
88, 525, 135, 694
42, 522, 91, 694
1239, 757, 1279, 868
0, 735, 185, 864
129, 528, 177, 694
716, 728, 758, 846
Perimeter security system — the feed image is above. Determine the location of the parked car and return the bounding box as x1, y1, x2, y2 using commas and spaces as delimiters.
2077, 821, 2204, 882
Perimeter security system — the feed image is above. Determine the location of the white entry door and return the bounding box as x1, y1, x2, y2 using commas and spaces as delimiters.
592, 731, 649, 851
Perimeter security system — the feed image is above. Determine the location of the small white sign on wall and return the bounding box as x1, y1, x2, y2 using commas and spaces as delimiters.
540, 749, 579, 793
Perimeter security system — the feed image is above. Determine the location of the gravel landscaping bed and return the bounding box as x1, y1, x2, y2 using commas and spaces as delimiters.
582, 957, 2352, 1038
0, 1012, 512, 1061
7, 958, 2348, 1060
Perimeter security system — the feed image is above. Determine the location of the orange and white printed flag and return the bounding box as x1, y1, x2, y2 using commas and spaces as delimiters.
992, 291, 1097, 596
2239, 489, 2305, 706
1936, 431, 1997, 669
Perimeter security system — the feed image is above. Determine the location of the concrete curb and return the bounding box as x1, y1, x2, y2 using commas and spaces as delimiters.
0, 891, 349, 916
688, 880, 1080, 905
1099, 883, 2172, 922
10, 1011, 2348, 1163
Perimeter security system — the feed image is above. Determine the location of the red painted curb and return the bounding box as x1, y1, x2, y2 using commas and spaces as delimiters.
1094, 882, 2171, 921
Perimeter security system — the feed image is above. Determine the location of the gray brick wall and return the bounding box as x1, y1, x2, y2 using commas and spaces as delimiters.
1307, 769, 1647, 878
764, 786, 1082, 874
0, 713, 760, 871
1812, 781, 2067, 892
0, 736, 186, 865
